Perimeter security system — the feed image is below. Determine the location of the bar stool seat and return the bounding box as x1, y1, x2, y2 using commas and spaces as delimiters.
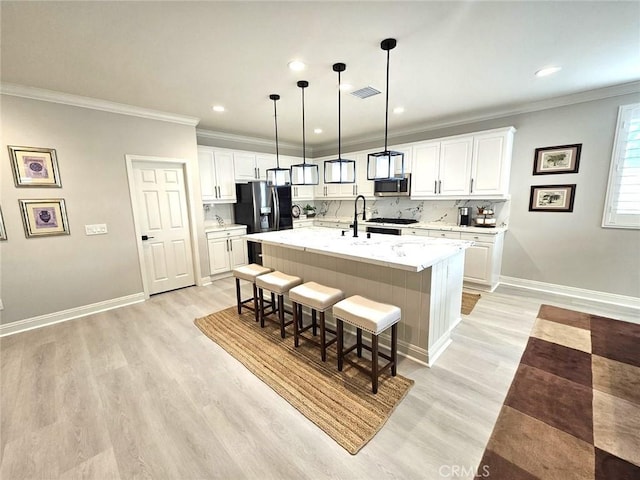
333, 295, 401, 393
289, 282, 344, 361
256, 271, 303, 338
232, 264, 273, 322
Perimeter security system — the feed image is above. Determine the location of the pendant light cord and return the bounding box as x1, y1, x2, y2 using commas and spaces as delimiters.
272, 96, 280, 168
384, 46, 390, 153
337, 69, 342, 160
301, 86, 306, 164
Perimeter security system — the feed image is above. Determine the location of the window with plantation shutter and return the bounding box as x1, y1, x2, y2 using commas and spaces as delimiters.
602, 103, 640, 229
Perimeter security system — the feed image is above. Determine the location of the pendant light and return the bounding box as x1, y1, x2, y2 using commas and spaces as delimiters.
290, 80, 319, 185
324, 63, 355, 184
266, 94, 291, 186
367, 38, 405, 180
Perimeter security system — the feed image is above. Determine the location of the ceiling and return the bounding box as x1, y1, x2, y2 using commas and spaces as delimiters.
2, 1, 639, 151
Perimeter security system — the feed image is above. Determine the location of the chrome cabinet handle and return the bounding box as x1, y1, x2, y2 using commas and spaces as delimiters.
470, 178, 474, 193
226, 239, 229, 251
229, 239, 233, 251
434, 180, 437, 194
438, 180, 442, 194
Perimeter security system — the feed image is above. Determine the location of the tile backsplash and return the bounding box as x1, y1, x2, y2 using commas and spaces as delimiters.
205, 197, 509, 227
316, 198, 509, 227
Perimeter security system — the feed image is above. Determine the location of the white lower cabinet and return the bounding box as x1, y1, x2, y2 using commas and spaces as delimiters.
460, 231, 504, 291
403, 227, 504, 291
207, 227, 247, 277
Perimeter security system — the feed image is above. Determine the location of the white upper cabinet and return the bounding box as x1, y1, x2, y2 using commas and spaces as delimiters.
198, 147, 236, 203
411, 126, 515, 199
233, 152, 277, 182
411, 142, 440, 196
470, 127, 515, 196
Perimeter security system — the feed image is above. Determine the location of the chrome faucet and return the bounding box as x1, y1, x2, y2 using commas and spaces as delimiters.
353, 195, 367, 237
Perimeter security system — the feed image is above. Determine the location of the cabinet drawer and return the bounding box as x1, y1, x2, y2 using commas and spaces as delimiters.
403, 228, 430, 237
206, 227, 246, 240
428, 230, 461, 239
460, 232, 498, 244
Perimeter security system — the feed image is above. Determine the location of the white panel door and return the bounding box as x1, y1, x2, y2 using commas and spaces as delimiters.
134, 161, 195, 295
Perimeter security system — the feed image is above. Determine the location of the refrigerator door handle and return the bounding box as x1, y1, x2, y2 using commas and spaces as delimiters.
272, 187, 280, 231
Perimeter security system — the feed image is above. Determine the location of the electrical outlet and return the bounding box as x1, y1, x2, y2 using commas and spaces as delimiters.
85, 224, 108, 235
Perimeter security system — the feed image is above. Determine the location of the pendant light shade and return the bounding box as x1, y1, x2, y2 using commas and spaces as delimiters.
291, 80, 319, 185
324, 63, 355, 184
266, 93, 291, 186
367, 38, 405, 180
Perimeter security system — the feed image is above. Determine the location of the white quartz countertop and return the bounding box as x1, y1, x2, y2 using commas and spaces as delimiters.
245, 227, 472, 272
313, 217, 506, 234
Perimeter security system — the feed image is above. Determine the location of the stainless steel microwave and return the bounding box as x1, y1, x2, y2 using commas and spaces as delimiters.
373, 174, 411, 197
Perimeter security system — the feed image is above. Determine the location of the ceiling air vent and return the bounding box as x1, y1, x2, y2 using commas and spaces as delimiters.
350, 86, 381, 99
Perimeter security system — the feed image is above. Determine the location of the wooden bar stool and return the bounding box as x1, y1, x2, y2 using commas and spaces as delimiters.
256, 271, 303, 338
289, 282, 344, 362
333, 295, 401, 394
232, 264, 273, 322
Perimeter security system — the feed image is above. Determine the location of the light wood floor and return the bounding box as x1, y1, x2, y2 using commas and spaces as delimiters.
1, 279, 637, 480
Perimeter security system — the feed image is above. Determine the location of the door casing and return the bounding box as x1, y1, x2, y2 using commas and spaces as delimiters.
125, 154, 203, 298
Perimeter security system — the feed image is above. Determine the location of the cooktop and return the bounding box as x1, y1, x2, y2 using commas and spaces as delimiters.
367, 217, 418, 225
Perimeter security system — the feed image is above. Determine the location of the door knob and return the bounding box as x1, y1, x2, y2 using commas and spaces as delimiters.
141, 235, 155, 241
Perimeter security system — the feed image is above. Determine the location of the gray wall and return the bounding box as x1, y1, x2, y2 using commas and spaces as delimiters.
2, 90, 638, 328
325, 93, 640, 297
0, 95, 203, 324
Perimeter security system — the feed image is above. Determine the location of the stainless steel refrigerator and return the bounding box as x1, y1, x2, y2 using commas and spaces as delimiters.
233, 181, 293, 264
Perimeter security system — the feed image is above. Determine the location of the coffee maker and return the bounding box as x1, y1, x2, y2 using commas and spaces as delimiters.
457, 207, 471, 227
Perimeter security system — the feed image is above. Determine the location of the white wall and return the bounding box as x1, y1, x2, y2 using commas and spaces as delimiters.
0, 95, 204, 325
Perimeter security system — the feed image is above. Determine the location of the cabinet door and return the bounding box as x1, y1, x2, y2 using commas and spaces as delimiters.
213, 151, 236, 202
411, 142, 440, 196
198, 149, 217, 201
292, 185, 314, 201
355, 153, 374, 197
463, 242, 493, 284
229, 236, 248, 268
471, 131, 511, 196
256, 154, 276, 181
234, 152, 257, 181
439, 137, 473, 196
208, 237, 231, 275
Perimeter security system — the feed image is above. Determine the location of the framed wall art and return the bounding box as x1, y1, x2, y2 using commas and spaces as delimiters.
529, 184, 576, 212
0, 206, 6, 241
8, 146, 62, 187
533, 144, 581, 175
19, 198, 70, 237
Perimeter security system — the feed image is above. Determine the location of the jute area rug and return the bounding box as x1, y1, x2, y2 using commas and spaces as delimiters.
194, 307, 414, 455
475, 304, 640, 479
461, 291, 481, 315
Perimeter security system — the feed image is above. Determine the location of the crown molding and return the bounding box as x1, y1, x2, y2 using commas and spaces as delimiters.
0, 83, 200, 126
315, 80, 640, 153
196, 128, 301, 151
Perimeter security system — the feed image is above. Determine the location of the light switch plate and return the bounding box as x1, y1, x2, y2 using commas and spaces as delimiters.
85, 224, 108, 235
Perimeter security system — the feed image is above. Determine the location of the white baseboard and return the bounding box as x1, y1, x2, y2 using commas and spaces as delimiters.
499, 276, 640, 310
0, 293, 146, 337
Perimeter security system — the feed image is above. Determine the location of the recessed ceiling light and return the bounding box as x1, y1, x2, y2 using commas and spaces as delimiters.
314, 128, 323, 134
212, 105, 225, 112
339, 83, 352, 91
535, 66, 562, 77
288, 60, 306, 71
393, 106, 405, 114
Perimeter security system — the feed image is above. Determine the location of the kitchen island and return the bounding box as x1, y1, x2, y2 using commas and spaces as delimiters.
245, 227, 472, 365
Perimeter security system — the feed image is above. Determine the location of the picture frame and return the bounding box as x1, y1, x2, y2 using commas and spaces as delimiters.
533, 144, 581, 175
19, 198, 70, 237
529, 184, 576, 212
8, 146, 62, 187
0, 206, 6, 241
